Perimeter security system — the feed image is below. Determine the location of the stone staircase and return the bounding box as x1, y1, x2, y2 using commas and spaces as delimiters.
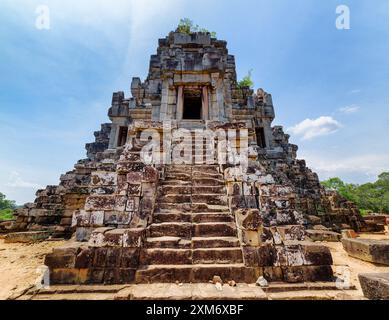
136, 164, 257, 283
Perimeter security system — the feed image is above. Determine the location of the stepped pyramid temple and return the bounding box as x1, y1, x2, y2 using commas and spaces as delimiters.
9, 30, 376, 285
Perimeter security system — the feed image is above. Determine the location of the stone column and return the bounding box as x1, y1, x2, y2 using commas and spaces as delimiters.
108, 124, 118, 149
176, 86, 184, 120
202, 86, 209, 121
159, 79, 169, 121
216, 78, 225, 120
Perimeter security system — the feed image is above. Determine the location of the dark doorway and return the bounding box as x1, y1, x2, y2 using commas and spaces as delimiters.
256, 127, 266, 148
117, 126, 128, 147
183, 95, 202, 120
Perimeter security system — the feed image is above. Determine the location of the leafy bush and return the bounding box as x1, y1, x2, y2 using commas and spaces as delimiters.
0, 192, 16, 221
238, 70, 254, 89
176, 18, 217, 37
0, 209, 14, 221
321, 173, 389, 214
0, 192, 15, 210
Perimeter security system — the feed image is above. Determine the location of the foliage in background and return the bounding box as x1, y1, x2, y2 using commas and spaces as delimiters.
321, 173, 389, 215
177, 18, 217, 37
0, 209, 14, 221
238, 69, 254, 89
0, 192, 16, 221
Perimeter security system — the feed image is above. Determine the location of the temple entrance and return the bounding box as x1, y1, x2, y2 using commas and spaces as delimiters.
183, 91, 202, 120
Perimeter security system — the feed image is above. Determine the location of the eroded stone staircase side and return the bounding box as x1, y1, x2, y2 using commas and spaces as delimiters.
44, 126, 335, 285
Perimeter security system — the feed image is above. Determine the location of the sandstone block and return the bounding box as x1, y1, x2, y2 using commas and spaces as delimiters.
106, 248, 122, 267
85, 196, 115, 211
342, 239, 389, 265
128, 184, 142, 196
143, 166, 159, 182
226, 182, 242, 196
50, 268, 89, 285
240, 229, 261, 246
4, 231, 51, 243
126, 197, 140, 213
121, 248, 140, 268
276, 225, 306, 241
306, 229, 341, 242
104, 212, 132, 225
123, 228, 146, 248
89, 211, 105, 227
236, 209, 262, 230
93, 247, 108, 267
359, 273, 389, 300
104, 229, 126, 247
74, 247, 94, 268
45, 253, 76, 269
301, 243, 333, 266
91, 171, 117, 187
76, 227, 93, 242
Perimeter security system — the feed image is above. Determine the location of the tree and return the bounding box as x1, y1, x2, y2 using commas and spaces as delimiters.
0, 192, 16, 210
321, 177, 345, 191
321, 174, 389, 214
0, 193, 16, 221
238, 69, 254, 89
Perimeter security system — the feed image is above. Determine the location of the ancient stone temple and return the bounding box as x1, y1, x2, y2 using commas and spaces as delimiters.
11, 29, 373, 285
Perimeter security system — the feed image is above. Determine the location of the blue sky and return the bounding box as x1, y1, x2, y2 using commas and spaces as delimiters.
1, 0, 389, 204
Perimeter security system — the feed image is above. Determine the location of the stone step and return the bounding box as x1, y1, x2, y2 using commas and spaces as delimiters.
193, 248, 243, 264
193, 222, 237, 237
146, 236, 180, 248
145, 237, 191, 249
135, 264, 257, 284
157, 203, 230, 212
165, 173, 191, 181
159, 195, 192, 204
140, 249, 192, 265
157, 203, 192, 212
192, 173, 224, 180
161, 181, 192, 187
192, 185, 226, 194
148, 223, 192, 239
192, 194, 228, 206
191, 204, 230, 213
153, 212, 192, 224
193, 178, 225, 186
140, 247, 243, 265
145, 236, 240, 250
159, 186, 192, 195
164, 167, 193, 173
192, 237, 241, 249
192, 212, 234, 223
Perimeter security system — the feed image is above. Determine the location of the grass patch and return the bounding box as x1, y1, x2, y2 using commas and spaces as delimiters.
0, 208, 14, 221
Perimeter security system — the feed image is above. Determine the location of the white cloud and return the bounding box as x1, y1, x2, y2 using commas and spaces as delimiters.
288, 116, 342, 140
6, 171, 43, 189
300, 152, 389, 183
339, 105, 360, 114
348, 89, 361, 94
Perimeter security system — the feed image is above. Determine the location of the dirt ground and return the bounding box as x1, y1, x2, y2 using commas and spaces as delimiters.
324, 231, 389, 298
0, 238, 65, 300
0, 231, 388, 300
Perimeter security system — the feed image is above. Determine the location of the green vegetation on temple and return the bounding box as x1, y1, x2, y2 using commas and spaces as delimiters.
0, 192, 16, 221
238, 69, 255, 89
176, 18, 217, 38
321, 172, 389, 215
